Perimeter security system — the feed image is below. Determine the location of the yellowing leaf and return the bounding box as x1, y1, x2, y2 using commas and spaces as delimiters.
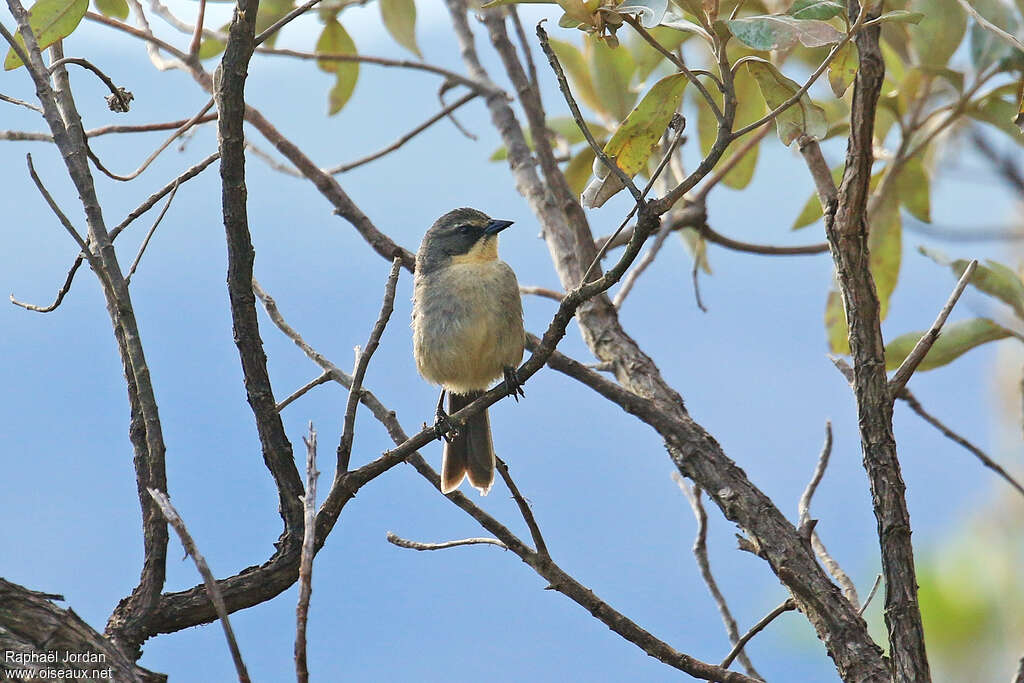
254, 0, 294, 49
586, 33, 637, 121
893, 157, 931, 223
629, 25, 690, 85
884, 318, 1012, 371
828, 41, 858, 97
869, 194, 902, 321
93, 0, 127, 20
316, 20, 358, 115
550, 38, 602, 114
581, 72, 686, 207
4, 0, 88, 70
564, 146, 597, 196
919, 246, 1024, 320
825, 288, 850, 355
744, 58, 828, 145
380, 0, 421, 58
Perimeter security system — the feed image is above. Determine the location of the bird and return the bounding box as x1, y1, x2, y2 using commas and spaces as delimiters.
412, 207, 526, 495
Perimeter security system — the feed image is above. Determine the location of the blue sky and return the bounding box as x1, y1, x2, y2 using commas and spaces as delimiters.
1, 2, 1021, 681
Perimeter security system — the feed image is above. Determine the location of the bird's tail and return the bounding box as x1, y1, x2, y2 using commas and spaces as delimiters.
441, 390, 494, 495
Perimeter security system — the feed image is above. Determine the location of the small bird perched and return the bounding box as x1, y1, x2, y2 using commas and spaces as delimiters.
412, 207, 526, 495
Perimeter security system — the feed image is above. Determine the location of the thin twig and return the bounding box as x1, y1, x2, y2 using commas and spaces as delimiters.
295, 423, 318, 683
254, 0, 323, 48
0, 91, 42, 112
613, 211, 676, 308
495, 457, 548, 556
337, 258, 402, 472
148, 489, 251, 683
25, 154, 90, 254
519, 285, 564, 301
954, 0, 1024, 52
10, 256, 84, 312
694, 124, 771, 201
87, 97, 216, 181
84, 12, 189, 62
698, 223, 829, 256
691, 254, 708, 313
325, 92, 478, 174
857, 574, 882, 616
899, 388, 1024, 498
797, 421, 860, 607
277, 371, 332, 412
47, 56, 131, 111
888, 259, 978, 396
720, 600, 796, 669
112, 152, 220, 239
187, 0, 206, 59
386, 532, 508, 551
125, 180, 180, 285
674, 474, 762, 679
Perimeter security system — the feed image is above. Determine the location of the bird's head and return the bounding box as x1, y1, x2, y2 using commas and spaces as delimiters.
416, 207, 514, 274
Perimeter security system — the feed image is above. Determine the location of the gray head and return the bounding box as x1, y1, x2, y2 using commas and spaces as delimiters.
416, 207, 514, 274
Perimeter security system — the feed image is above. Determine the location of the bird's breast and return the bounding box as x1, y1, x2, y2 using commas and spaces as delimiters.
412, 261, 525, 394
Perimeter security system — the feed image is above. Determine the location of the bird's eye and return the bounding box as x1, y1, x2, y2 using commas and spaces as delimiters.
457, 225, 474, 235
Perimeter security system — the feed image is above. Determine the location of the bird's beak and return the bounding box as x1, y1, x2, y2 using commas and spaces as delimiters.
483, 219, 514, 235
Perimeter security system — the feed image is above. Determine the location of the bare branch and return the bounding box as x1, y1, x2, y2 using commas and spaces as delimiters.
325, 92, 478, 175
887, 259, 977, 396
148, 489, 250, 683
519, 285, 564, 301
47, 56, 131, 111
858, 574, 882, 616
277, 371, 332, 413
898, 388, 1024, 498
125, 179, 180, 285
187, 0, 206, 59
25, 154, 91, 254
675, 475, 761, 679
337, 258, 402, 473
295, 423, 319, 683
255, 0, 322, 47
495, 457, 548, 556
613, 212, 676, 309
0, 90, 42, 112
386, 532, 508, 552
798, 421, 861, 607
10, 256, 84, 313
88, 97, 215, 182
720, 600, 796, 669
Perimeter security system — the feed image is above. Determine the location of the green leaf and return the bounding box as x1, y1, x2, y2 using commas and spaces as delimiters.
744, 58, 828, 145
884, 318, 1013, 371
197, 21, 229, 60
4, 0, 88, 70
254, 0, 294, 49
380, 0, 421, 58
316, 20, 358, 115
93, 0, 127, 20
586, 33, 637, 121
893, 157, 930, 222
908, 0, 965, 67
787, 0, 845, 20
550, 38, 602, 114
919, 247, 1024, 320
967, 90, 1024, 143
869, 193, 902, 320
660, 8, 715, 44
825, 288, 850, 354
727, 15, 843, 51
828, 40, 858, 97
564, 145, 597, 195
581, 72, 687, 207
630, 25, 690, 84
697, 67, 764, 189
792, 164, 844, 229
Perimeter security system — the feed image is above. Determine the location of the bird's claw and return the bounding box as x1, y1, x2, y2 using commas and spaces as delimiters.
433, 410, 458, 443
504, 366, 525, 402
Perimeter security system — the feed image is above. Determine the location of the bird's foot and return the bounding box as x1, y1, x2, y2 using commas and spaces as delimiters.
504, 366, 525, 402
433, 409, 458, 443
